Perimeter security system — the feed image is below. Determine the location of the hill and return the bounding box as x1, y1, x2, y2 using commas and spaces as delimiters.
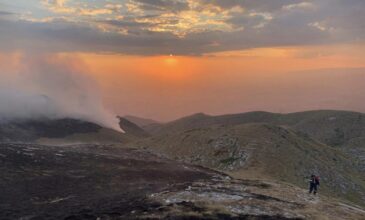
0, 117, 146, 145
144, 110, 365, 173
134, 122, 365, 207
145, 110, 365, 141
118, 116, 150, 138
124, 115, 161, 127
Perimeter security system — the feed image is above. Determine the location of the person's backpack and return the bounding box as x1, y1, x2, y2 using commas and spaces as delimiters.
315, 176, 320, 185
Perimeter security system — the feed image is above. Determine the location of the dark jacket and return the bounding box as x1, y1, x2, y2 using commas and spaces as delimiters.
310, 176, 320, 186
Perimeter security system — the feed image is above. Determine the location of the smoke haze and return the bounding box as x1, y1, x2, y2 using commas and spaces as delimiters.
0, 53, 122, 132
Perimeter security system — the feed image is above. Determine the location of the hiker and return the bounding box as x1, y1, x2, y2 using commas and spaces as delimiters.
309, 174, 320, 195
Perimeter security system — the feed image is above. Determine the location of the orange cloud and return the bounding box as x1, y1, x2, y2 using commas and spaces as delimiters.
42, 0, 117, 16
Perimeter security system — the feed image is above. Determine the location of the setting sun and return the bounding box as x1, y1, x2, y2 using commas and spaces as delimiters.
164, 55, 178, 66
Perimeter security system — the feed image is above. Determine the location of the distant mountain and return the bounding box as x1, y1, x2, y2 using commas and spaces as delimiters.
118, 117, 150, 138
123, 115, 161, 127
146, 110, 365, 141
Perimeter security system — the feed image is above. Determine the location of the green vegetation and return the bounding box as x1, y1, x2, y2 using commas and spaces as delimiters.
220, 157, 239, 165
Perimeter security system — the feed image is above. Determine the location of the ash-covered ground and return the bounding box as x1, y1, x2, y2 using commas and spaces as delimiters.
0, 143, 211, 219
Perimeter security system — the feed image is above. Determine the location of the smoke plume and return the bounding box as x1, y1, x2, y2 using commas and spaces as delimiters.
0, 53, 123, 132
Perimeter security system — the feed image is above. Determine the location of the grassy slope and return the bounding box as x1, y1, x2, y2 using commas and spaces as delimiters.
145, 110, 365, 173
134, 123, 365, 207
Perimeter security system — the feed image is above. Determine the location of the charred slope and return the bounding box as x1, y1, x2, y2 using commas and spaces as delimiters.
0, 117, 152, 145
0, 118, 102, 142
0, 143, 211, 219
135, 123, 365, 207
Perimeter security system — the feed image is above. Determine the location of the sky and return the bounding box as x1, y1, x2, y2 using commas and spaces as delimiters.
0, 0, 365, 122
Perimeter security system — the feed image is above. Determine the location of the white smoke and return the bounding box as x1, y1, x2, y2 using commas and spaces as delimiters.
0, 53, 123, 132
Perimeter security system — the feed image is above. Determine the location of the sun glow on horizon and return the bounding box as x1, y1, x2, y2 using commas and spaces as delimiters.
4, 45, 364, 121
65, 43, 365, 86
164, 54, 178, 66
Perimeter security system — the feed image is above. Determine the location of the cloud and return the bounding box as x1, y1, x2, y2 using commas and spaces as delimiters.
42, 0, 76, 14
132, 0, 189, 12
0, 0, 364, 55
309, 21, 328, 31
196, 0, 304, 11
79, 8, 113, 16
0, 10, 15, 16
282, 2, 315, 11
42, 0, 119, 16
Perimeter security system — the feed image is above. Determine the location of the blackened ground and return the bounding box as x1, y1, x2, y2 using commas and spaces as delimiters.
0, 143, 213, 219
0, 119, 102, 142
